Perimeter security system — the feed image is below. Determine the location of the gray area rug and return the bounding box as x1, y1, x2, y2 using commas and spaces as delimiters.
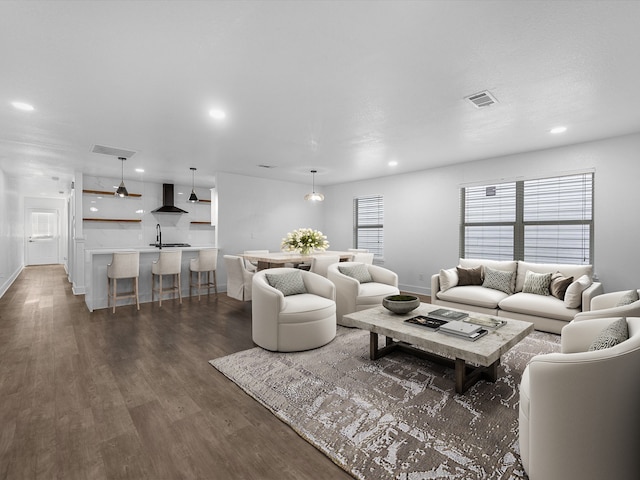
210, 327, 560, 479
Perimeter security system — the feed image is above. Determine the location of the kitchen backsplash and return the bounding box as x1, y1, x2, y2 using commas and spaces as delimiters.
82, 175, 215, 248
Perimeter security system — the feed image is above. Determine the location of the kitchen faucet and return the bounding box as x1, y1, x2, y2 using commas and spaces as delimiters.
156, 223, 162, 249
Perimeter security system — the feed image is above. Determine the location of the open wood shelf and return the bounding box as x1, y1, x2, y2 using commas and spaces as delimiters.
83, 189, 142, 197
190, 221, 212, 225
83, 218, 142, 223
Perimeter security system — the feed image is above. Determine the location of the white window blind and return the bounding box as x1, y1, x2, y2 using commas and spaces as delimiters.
461, 172, 593, 264
353, 195, 384, 260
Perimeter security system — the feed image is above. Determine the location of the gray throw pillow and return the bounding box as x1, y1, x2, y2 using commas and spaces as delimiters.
522, 271, 552, 296
456, 266, 483, 286
265, 270, 307, 296
482, 266, 514, 294
588, 318, 629, 351
550, 272, 574, 300
616, 290, 639, 307
338, 263, 372, 283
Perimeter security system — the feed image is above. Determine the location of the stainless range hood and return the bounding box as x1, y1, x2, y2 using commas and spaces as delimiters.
152, 184, 188, 214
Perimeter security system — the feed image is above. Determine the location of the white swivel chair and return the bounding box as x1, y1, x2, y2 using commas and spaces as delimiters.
252, 268, 336, 352
573, 289, 640, 320
224, 255, 254, 301
243, 250, 269, 272
519, 317, 640, 480
190, 248, 218, 300
327, 262, 399, 326
151, 250, 183, 307
309, 254, 340, 277
107, 251, 140, 314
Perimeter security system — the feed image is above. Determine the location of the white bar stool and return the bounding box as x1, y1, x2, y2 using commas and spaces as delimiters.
107, 251, 140, 314
190, 248, 218, 300
151, 250, 183, 307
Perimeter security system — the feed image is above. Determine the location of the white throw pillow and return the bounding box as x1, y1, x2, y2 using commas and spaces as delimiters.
439, 268, 458, 292
564, 274, 592, 308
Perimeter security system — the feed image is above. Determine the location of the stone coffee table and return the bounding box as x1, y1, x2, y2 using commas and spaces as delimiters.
342, 303, 533, 394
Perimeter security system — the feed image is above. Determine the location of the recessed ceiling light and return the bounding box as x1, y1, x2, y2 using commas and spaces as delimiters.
388, 160, 398, 167
550, 126, 567, 134
209, 109, 226, 120
135, 168, 144, 173
12, 101, 34, 111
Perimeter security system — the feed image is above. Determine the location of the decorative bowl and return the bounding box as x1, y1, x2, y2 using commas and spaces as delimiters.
382, 294, 420, 314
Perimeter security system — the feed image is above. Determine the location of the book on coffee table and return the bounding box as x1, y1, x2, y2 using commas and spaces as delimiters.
438, 320, 482, 336
426, 308, 469, 322
405, 315, 447, 330
439, 327, 488, 342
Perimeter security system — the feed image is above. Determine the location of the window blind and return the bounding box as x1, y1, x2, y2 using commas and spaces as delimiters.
461, 172, 593, 264
353, 195, 384, 260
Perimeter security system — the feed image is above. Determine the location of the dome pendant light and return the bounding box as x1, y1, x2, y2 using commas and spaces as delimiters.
115, 157, 129, 197
188, 167, 199, 202
304, 169, 324, 202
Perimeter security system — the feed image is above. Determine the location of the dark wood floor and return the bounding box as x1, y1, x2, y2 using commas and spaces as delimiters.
0, 265, 354, 480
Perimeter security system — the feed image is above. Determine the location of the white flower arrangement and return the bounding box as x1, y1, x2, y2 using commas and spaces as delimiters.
281, 228, 329, 255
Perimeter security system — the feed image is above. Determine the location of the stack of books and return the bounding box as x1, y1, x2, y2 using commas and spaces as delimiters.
426, 308, 469, 322
438, 320, 488, 341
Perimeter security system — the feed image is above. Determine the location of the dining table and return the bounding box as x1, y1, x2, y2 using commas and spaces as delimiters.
239, 250, 355, 271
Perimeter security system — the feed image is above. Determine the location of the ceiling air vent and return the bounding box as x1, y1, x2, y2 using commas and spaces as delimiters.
465, 90, 498, 109
91, 144, 137, 158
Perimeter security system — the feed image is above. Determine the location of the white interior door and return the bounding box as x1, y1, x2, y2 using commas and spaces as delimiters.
26, 208, 60, 265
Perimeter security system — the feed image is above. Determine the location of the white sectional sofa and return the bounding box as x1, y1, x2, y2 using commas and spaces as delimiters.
431, 258, 603, 334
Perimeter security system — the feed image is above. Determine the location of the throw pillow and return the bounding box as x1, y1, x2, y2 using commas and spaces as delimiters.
439, 268, 458, 292
522, 271, 552, 296
482, 266, 514, 294
549, 272, 574, 300
338, 263, 372, 283
588, 318, 629, 351
564, 274, 592, 308
456, 266, 483, 286
616, 290, 639, 307
265, 270, 307, 296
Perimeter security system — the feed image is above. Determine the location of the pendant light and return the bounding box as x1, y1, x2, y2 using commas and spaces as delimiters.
304, 169, 324, 202
188, 167, 199, 202
115, 157, 129, 197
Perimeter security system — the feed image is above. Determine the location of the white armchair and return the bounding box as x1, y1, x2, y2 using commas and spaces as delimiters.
252, 268, 336, 352
327, 262, 399, 326
224, 255, 254, 301
519, 317, 640, 480
573, 289, 640, 320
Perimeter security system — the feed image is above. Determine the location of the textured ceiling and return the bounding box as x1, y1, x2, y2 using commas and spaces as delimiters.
1, 0, 640, 198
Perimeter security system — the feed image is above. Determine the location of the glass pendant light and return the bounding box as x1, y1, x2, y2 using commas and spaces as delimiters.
188, 167, 199, 202
304, 169, 324, 202
115, 157, 129, 197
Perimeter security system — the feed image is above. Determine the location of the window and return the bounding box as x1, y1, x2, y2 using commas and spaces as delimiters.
353, 195, 383, 261
461, 172, 593, 264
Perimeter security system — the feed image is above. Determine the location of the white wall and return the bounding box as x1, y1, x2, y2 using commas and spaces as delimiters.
0, 170, 24, 296
323, 132, 640, 295
216, 171, 324, 288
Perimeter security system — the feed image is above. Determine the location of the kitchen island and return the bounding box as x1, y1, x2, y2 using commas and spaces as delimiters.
84, 245, 216, 312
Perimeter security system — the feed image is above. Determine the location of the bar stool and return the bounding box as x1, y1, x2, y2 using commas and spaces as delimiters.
107, 251, 140, 314
190, 248, 218, 300
151, 250, 183, 307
